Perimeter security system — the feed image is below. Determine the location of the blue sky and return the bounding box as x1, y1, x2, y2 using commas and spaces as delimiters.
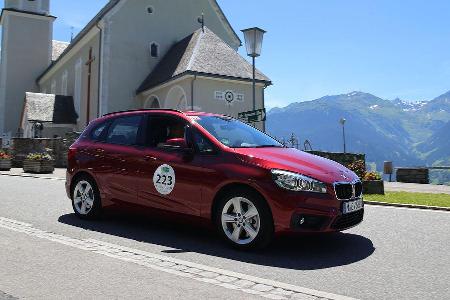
3, 0, 450, 108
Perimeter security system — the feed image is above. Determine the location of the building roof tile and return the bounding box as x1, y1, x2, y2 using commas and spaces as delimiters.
137, 27, 271, 94
25, 92, 78, 124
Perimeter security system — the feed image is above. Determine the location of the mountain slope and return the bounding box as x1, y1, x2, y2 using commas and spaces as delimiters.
266, 91, 450, 182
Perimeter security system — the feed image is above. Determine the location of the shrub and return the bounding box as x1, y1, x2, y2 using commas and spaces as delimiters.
346, 160, 366, 178
364, 171, 382, 181
26, 153, 53, 161
0, 151, 11, 160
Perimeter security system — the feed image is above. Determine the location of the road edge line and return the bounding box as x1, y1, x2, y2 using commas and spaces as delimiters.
365, 201, 450, 212
0, 173, 65, 181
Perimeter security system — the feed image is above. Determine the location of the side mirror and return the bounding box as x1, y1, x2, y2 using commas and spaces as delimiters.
162, 138, 195, 161
162, 138, 188, 149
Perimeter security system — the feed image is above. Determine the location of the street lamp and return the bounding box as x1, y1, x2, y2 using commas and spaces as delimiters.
340, 118, 347, 153
241, 27, 266, 111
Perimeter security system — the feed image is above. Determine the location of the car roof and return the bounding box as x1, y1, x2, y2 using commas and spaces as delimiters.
96, 109, 226, 123
103, 109, 224, 117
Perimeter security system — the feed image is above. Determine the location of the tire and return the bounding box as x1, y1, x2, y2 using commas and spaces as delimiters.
71, 175, 102, 220
215, 187, 274, 250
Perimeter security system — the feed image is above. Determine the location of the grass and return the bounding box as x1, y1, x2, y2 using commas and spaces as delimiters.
365, 192, 450, 208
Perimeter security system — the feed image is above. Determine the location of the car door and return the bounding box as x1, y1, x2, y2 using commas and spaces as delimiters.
100, 114, 145, 206
136, 114, 208, 216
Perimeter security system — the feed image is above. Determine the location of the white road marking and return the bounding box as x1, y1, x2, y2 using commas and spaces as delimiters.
365, 203, 450, 214
0, 173, 65, 181
0, 217, 357, 300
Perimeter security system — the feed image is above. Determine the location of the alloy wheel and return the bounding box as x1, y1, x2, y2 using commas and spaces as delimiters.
221, 197, 261, 245
73, 180, 95, 215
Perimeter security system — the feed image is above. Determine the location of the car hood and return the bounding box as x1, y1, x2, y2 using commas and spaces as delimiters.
233, 147, 358, 184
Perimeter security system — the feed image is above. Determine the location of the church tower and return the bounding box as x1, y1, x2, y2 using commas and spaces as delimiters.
0, 0, 55, 137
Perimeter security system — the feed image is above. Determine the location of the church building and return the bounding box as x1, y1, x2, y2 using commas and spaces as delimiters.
0, 0, 271, 140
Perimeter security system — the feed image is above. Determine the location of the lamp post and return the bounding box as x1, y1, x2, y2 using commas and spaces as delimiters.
241, 27, 266, 111
340, 118, 347, 153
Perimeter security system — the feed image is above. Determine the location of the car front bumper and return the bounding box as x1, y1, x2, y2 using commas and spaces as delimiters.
257, 181, 364, 234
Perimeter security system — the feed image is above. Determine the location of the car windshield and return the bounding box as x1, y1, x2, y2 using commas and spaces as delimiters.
195, 115, 283, 148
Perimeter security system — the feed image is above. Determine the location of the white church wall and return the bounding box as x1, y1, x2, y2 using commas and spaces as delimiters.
139, 76, 265, 130
193, 77, 264, 119
0, 11, 53, 136
5, 0, 50, 14
102, 0, 241, 116
39, 33, 101, 131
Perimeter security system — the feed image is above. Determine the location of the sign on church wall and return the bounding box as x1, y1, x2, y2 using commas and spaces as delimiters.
214, 90, 244, 105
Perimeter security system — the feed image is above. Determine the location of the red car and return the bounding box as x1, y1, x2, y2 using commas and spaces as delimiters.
66, 109, 363, 250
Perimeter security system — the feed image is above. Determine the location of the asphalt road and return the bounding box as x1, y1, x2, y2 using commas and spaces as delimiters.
0, 175, 449, 299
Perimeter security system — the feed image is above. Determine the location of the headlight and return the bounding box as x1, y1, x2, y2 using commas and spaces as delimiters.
271, 169, 327, 193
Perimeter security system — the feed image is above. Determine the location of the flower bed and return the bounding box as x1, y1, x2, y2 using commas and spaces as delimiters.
0, 151, 12, 171
23, 153, 54, 174
362, 171, 384, 194
346, 162, 385, 195
363, 180, 385, 195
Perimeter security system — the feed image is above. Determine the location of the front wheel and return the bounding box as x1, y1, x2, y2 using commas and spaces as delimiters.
71, 176, 102, 220
216, 188, 274, 250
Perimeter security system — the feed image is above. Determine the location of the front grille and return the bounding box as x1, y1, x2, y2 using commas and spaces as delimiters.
331, 209, 364, 230
335, 183, 353, 200
334, 181, 363, 200
354, 181, 363, 197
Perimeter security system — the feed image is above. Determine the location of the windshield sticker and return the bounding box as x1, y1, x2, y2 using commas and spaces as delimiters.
153, 164, 176, 195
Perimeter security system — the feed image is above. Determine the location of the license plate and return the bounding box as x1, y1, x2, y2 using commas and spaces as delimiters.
343, 199, 363, 214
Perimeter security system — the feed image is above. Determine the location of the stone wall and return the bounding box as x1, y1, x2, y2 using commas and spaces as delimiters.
396, 168, 429, 184
60, 132, 81, 167
8, 132, 81, 168
306, 151, 366, 167
10, 138, 63, 168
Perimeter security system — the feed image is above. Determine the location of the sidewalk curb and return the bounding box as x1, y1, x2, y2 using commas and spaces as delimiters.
0, 173, 65, 181
365, 201, 450, 212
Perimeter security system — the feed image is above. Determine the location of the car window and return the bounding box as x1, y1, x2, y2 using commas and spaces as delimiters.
90, 121, 109, 141
146, 116, 187, 148
106, 115, 142, 146
192, 130, 215, 154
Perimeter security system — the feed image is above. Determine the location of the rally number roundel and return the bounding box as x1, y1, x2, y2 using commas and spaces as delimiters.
153, 164, 176, 195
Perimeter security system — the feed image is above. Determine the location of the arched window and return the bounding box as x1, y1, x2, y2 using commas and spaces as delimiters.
166, 86, 187, 111
144, 96, 160, 109
150, 42, 159, 58
50, 80, 56, 94
61, 70, 68, 95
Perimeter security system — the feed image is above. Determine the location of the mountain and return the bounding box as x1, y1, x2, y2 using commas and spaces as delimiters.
266, 91, 450, 184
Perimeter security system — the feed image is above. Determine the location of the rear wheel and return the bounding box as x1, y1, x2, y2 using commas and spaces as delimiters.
71, 176, 102, 219
216, 188, 274, 250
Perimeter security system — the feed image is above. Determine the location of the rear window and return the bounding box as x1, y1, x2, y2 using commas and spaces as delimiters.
90, 122, 109, 141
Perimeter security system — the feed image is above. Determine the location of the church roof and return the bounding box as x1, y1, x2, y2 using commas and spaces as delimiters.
52, 40, 70, 61
137, 27, 271, 94
24, 93, 78, 124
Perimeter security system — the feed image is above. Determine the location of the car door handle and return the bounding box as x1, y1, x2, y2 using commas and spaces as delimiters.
143, 155, 157, 161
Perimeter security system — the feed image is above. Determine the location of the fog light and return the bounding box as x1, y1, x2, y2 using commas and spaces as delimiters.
292, 214, 328, 230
